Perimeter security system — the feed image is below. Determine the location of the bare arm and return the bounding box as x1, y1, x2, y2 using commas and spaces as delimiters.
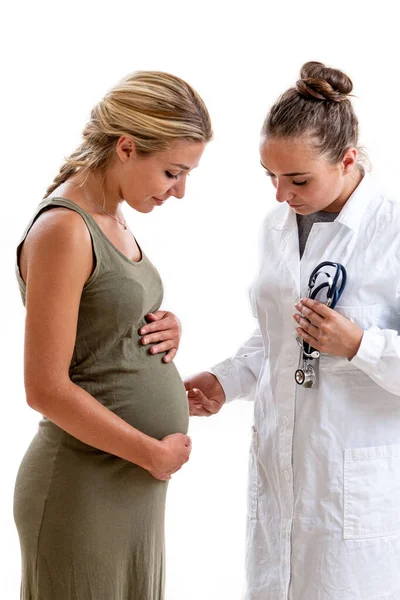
21, 208, 190, 477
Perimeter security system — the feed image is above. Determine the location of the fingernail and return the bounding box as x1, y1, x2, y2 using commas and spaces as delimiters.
143, 338, 148, 344
141, 328, 146, 334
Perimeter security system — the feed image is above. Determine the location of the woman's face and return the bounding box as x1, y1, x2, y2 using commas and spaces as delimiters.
116, 138, 206, 213
259, 136, 358, 214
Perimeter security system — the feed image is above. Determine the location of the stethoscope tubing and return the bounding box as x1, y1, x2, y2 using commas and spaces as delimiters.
302, 262, 347, 358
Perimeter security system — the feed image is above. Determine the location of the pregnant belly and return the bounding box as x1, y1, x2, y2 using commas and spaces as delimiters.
99, 357, 189, 440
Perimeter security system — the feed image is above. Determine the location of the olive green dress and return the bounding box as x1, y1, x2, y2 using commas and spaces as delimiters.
14, 198, 189, 600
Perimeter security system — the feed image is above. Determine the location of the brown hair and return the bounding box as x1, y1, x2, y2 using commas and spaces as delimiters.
44, 71, 213, 198
262, 61, 363, 165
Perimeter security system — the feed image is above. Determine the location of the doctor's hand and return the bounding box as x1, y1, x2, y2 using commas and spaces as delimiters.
139, 311, 181, 363
184, 372, 226, 417
294, 298, 364, 360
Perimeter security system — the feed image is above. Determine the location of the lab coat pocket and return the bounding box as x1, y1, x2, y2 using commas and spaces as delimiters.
248, 425, 259, 522
335, 304, 382, 329
344, 444, 400, 540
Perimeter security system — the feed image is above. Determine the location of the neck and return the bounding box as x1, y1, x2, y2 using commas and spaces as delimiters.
324, 168, 364, 213
73, 170, 124, 218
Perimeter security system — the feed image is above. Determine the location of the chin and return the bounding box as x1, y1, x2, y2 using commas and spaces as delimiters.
292, 205, 309, 215
129, 203, 154, 214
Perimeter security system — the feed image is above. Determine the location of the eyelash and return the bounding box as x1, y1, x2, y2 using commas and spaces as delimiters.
265, 173, 308, 186
166, 171, 178, 179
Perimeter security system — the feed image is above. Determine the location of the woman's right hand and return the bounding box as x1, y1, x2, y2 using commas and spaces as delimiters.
148, 433, 192, 481
184, 372, 226, 417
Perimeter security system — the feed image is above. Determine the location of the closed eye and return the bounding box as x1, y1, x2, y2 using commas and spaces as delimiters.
264, 170, 308, 186
165, 171, 179, 179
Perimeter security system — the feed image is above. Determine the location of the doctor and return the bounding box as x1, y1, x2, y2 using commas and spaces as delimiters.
185, 61, 400, 599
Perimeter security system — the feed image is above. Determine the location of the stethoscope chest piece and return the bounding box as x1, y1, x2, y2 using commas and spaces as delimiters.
295, 363, 316, 388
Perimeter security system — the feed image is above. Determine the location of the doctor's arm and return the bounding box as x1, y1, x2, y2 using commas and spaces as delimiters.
350, 327, 400, 396
185, 327, 265, 416
295, 297, 400, 397
209, 327, 265, 401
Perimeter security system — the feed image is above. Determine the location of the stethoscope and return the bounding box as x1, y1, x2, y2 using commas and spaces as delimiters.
295, 261, 347, 388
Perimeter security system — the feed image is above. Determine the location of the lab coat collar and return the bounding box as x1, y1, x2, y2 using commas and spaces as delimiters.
272, 172, 377, 233
335, 172, 377, 231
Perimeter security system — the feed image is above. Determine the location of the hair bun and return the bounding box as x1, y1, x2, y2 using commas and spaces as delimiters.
295, 61, 353, 103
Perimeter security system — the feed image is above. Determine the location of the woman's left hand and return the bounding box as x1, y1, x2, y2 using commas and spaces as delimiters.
294, 298, 364, 359
139, 311, 181, 363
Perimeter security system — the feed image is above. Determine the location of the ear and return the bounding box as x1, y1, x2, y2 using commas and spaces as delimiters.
115, 136, 136, 163
342, 147, 357, 174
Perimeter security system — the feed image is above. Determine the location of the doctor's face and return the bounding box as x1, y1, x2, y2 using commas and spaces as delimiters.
259, 136, 358, 214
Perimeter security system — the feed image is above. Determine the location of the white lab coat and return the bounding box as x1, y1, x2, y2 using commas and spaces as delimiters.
212, 174, 400, 600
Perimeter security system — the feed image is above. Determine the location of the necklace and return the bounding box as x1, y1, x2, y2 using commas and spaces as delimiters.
70, 181, 128, 230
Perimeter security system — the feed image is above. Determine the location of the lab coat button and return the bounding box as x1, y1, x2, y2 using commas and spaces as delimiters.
215, 359, 232, 376
286, 354, 295, 366
218, 368, 230, 376
279, 415, 289, 434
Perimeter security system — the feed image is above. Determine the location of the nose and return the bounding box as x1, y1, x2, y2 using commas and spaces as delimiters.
275, 180, 294, 204
171, 176, 186, 200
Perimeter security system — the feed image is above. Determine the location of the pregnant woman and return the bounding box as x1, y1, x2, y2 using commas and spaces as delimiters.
14, 70, 212, 600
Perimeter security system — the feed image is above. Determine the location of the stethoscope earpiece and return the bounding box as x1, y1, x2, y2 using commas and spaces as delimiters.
296, 337, 320, 359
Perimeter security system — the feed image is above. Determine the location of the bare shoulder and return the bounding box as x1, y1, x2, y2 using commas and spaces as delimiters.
26, 206, 91, 246
21, 207, 93, 285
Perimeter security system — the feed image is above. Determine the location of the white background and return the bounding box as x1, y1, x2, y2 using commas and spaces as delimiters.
1, 1, 400, 598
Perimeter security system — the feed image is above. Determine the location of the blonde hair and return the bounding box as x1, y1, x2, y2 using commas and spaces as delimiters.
44, 71, 213, 197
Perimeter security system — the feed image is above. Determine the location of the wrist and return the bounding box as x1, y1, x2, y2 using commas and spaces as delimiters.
129, 431, 162, 471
